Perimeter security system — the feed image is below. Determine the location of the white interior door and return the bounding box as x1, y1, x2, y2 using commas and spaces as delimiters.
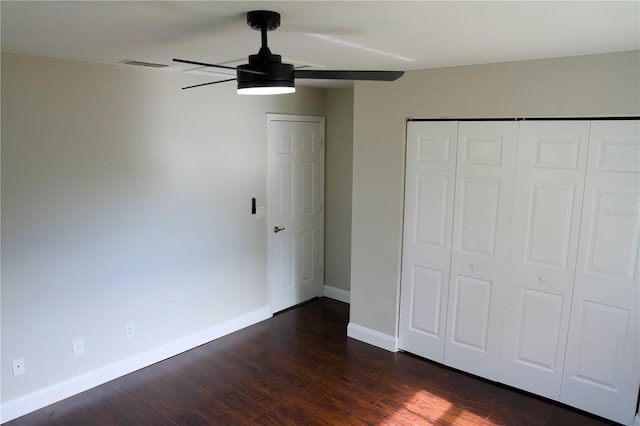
560, 120, 640, 425
267, 115, 324, 313
499, 121, 590, 399
399, 121, 458, 362
444, 121, 518, 381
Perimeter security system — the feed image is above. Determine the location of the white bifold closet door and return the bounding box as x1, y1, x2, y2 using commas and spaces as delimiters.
399, 120, 518, 379
498, 121, 590, 400
400, 119, 639, 424
560, 121, 640, 425
399, 122, 458, 361
443, 122, 518, 380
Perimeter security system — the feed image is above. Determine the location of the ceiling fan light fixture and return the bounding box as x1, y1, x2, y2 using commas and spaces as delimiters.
237, 85, 295, 95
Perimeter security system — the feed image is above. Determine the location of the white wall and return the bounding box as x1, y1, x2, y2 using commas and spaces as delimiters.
1, 52, 325, 407
323, 88, 354, 297
350, 50, 640, 338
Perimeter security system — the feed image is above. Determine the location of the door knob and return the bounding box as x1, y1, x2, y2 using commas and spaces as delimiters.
273, 226, 285, 233
470, 263, 479, 270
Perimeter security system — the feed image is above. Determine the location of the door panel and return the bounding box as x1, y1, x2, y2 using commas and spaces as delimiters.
278, 236, 294, 289
416, 175, 450, 246
399, 122, 458, 361
462, 137, 503, 165
450, 275, 492, 351
516, 289, 563, 372
279, 165, 293, 216
457, 178, 500, 256
409, 266, 444, 337
300, 230, 314, 283
526, 183, 575, 267
499, 121, 590, 399
301, 161, 314, 215
571, 301, 628, 389
268, 116, 324, 313
588, 190, 639, 277
444, 122, 518, 380
533, 139, 580, 169
560, 120, 640, 425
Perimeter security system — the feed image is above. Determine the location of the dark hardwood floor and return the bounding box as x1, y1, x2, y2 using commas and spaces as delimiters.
7, 298, 615, 425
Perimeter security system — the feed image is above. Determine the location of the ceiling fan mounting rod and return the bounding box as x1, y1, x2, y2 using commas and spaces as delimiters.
261, 26, 268, 49
247, 10, 281, 50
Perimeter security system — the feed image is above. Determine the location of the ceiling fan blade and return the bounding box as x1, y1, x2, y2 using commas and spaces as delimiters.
294, 69, 404, 81
173, 58, 268, 76
173, 58, 238, 71
182, 78, 236, 90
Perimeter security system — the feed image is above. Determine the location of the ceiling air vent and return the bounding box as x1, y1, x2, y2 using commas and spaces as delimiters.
120, 59, 168, 69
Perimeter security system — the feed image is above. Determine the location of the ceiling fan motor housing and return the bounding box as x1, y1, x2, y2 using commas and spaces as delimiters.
237, 47, 294, 90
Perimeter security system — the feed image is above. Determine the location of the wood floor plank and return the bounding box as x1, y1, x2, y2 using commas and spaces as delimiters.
6, 298, 616, 425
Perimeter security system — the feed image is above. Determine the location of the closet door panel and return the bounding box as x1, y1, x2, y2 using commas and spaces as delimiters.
399, 122, 458, 361
444, 122, 518, 380
499, 121, 590, 399
515, 289, 564, 370
560, 120, 640, 425
408, 266, 444, 337
457, 177, 500, 256
526, 183, 576, 268
449, 275, 492, 351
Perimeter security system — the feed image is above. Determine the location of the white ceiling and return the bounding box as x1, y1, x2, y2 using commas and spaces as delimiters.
2, 1, 639, 88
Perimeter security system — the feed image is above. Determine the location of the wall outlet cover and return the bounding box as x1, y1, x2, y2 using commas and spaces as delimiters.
72, 338, 85, 356
12, 358, 25, 376
125, 323, 135, 339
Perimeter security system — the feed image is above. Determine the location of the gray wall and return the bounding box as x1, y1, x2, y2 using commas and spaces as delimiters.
323, 88, 354, 293
350, 50, 640, 337
1, 52, 326, 402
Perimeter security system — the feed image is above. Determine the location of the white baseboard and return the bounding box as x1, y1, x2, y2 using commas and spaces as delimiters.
0, 306, 272, 424
347, 322, 398, 352
323, 285, 350, 303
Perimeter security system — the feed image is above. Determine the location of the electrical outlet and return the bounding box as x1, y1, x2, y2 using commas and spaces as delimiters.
72, 338, 85, 356
12, 358, 25, 376
125, 323, 135, 339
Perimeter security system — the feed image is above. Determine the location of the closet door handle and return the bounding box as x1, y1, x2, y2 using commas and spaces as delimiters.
538, 276, 548, 284
470, 263, 479, 270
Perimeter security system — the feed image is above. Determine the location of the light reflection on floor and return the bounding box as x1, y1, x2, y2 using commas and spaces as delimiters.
380, 389, 499, 425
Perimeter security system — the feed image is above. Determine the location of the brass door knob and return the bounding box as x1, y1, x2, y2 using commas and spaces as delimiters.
273, 226, 285, 233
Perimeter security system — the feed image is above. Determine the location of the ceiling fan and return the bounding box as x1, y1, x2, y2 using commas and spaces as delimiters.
174, 10, 405, 94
